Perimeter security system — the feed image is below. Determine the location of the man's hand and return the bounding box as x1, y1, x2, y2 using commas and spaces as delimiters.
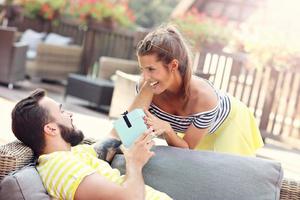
93, 138, 122, 163
75, 131, 154, 200
121, 130, 155, 171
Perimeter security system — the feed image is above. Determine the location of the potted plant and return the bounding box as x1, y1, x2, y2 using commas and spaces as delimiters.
63, 0, 135, 29
18, 0, 65, 31
20, 0, 65, 20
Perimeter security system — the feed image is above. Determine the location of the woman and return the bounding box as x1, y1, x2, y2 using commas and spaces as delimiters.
128, 24, 263, 156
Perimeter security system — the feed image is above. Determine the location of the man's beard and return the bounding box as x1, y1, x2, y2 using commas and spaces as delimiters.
58, 124, 84, 146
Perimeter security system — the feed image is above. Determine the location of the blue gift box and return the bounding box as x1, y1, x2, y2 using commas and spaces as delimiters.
113, 108, 148, 148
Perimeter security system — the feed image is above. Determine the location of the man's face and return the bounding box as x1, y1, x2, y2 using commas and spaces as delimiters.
39, 97, 84, 146
58, 123, 84, 146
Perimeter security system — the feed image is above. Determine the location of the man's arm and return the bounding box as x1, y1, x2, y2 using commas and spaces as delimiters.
75, 132, 155, 200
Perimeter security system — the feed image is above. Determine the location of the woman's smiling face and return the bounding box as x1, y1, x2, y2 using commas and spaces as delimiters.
138, 54, 173, 94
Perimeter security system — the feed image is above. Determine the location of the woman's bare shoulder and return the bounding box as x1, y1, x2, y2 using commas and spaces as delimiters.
189, 76, 218, 112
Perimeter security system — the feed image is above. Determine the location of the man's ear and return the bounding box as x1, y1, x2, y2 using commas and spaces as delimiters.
44, 123, 58, 136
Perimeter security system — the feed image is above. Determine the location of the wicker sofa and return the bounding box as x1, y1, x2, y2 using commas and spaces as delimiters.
0, 140, 299, 200
26, 43, 83, 82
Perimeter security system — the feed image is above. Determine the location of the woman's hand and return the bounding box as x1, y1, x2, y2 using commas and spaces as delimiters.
140, 79, 154, 94
143, 109, 172, 137
144, 109, 190, 149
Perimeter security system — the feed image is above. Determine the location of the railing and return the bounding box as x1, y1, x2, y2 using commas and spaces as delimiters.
260, 67, 300, 144
81, 24, 135, 74
195, 49, 300, 145
10, 17, 51, 33
81, 23, 147, 73
51, 18, 86, 46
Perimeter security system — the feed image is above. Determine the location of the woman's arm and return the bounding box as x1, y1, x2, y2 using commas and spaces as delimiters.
108, 78, 154, 138
144, 82, 218, 149
128, 79, 154, 111
165, 124, 208, 149
144, 109, 208, 149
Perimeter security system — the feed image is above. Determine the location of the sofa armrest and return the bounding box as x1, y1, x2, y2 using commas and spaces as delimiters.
37, 43, 82, 53
280, 178, 300, 200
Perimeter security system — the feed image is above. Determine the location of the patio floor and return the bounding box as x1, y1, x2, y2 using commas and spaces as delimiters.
0, 79, 299, 181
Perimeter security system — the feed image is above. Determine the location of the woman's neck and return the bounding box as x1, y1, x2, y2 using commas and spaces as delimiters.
162, 71, 183, 99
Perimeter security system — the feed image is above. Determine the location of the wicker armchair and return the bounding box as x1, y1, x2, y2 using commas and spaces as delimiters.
26, 43, 83, 82
0, 27, 28, 88
0, 140, 299, 200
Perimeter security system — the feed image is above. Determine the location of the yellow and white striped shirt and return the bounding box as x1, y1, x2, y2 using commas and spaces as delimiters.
37, 144, 171, 200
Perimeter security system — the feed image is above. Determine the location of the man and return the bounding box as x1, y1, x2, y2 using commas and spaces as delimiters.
11, 89, 171, 200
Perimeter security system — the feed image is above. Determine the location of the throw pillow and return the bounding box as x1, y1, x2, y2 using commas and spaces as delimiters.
20, 29, 46, 52
111, 146, 283, 200
0, 164, 50, 200
44, 33, 72, 46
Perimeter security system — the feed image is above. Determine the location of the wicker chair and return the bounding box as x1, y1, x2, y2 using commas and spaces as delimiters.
0, 140, 299, 200
0, 27, 28, 88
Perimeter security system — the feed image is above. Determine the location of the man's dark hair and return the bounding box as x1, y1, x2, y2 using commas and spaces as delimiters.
11, 89, 50, 156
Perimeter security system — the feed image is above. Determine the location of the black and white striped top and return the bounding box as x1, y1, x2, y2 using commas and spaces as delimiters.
136, 81, 231, 134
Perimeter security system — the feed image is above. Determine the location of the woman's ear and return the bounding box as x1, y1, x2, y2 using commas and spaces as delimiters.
44, 123, 58, 136
169, 59, 179, 72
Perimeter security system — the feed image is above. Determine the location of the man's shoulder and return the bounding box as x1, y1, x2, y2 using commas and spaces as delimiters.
72, 144, 97, 157
37, 144, 97, 169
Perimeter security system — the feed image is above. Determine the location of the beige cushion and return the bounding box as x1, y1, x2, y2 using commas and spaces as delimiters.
98, 56, 139, 80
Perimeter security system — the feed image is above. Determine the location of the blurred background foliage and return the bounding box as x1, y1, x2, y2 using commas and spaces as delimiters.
235, 0, 300, 69
173, 8, 234, 52
1, 0, 299, 69
128, 0, 179, 29
17, 0, 179, 29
